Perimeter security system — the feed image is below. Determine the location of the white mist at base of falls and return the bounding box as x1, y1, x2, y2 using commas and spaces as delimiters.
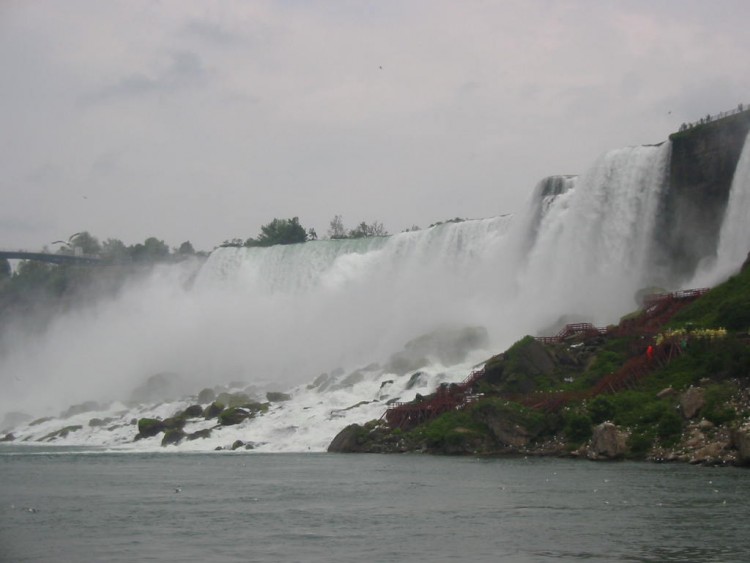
4, 137, 741, 452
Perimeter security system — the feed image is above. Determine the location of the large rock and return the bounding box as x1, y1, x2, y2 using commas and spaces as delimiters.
218, 407, 250, 426
680, 387, 705, 419
588, 422, 629, 460
162, 428, 186, 447
385, 326, 489, 375
483, 336, 556, 393
730, 424, 750, 465
203, 402, 225, 419
136, 418, 165, 438
266, 392, 291, 402
327, 424, 365, 453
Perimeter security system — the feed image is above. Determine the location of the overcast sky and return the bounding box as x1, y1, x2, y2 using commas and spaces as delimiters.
2, 1, 749, 252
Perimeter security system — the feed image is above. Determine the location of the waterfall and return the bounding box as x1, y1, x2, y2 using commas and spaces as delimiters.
691, 132, 750, 285
0, 140, 683, 422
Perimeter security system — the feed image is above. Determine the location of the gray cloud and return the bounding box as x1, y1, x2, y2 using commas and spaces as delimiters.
80, 50, 207, 105
1, 0, 749, 252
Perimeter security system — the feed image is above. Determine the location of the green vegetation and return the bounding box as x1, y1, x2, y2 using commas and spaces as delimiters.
245, 217, 308, 247
327, 215, 388, 239
345, 261, 750, 461
671, 266, 750, 330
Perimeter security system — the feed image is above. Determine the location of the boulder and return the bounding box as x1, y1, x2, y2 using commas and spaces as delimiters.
161, 428, 186, 446
218, 407, 250, 426
657, 387, 676, 399
730, 424, 750, 465
588, 422, 629, 460
136, 418, 165, 438
162, 416, 186, 430
39, 425, 83, 442
203, 402, 225, 419
231, 440, 245, 450
182, 405, 204, 418
186, 429, 212, 441
266, 391, 292, 402
88, 417, 114, 427
29, 417, 53, 427
327, 424, 364, 453
1, 433, 15, 442
680, 387, 705, 419
405, 371, 427, 390
197, 388, 216, 403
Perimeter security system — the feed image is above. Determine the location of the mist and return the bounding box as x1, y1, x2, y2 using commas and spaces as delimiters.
1, 138, 742, 418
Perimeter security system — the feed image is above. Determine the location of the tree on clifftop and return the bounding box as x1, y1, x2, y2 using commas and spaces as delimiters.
245, 217, 308, 247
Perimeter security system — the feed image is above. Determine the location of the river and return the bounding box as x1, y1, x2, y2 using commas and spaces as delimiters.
1, 447, 747, 562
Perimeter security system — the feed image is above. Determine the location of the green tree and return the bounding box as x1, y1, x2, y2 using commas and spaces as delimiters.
246, 217, 307, 247
177, 241, 195, 256
348, 220, 388, 239
70, 232, 101, 255
130, 237, 170, 262
0, 258, 10, 280
328, 215, 347, 239
101, 238, 129, 261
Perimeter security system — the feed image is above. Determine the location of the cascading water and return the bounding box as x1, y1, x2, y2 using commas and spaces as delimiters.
0, 137, 731, 452
691, 132, 750, 285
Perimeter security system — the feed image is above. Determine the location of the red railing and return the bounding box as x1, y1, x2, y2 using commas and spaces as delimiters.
382, 288, 710, 426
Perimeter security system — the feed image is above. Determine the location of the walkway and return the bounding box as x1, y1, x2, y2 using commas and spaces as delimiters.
382, 288, 709, 428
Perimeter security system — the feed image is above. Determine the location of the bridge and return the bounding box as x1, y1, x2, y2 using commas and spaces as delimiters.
0, 250, 102, 266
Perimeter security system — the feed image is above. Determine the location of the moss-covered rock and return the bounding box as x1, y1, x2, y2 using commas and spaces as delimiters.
182, 405, 204, 418
203, 402, 225, 419
186, 428, 212, 441
218, 407, 250, 426
266, 391, 292, 402
38, 425, 83, 442
482, 336, 556, 393
136, 418, 165, 438
162, 428, 186, 446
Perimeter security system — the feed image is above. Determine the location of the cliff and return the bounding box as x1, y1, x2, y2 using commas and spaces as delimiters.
653, 109, 750, 281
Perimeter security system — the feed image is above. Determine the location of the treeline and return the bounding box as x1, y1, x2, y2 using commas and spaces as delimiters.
220, 215, 389, 248
0, 232, 205, 323
47, 232, 204, 263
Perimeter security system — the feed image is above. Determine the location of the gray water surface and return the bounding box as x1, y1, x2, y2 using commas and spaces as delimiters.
0, 448, 747, 562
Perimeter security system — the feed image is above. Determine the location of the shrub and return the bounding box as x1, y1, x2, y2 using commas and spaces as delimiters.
563, 411, 592, 442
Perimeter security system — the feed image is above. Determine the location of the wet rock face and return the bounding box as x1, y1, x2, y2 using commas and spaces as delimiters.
385, 326, 489, 375
655, 110, 750, 282
130, 372, 185, 403
327, 424, 363, 453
